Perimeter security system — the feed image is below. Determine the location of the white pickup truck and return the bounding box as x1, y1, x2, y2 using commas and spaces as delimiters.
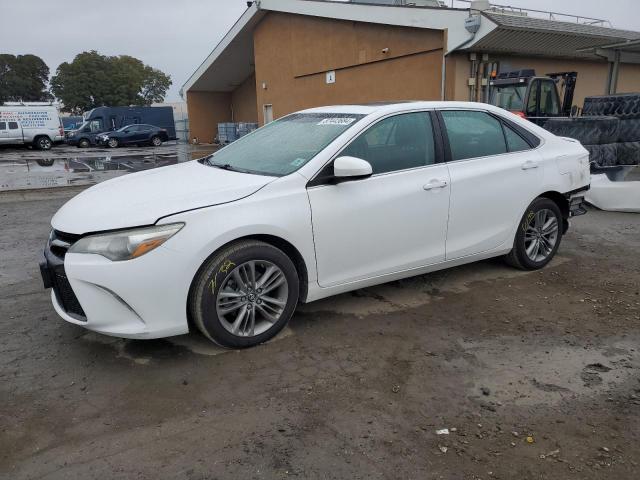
0, 104, 64, 150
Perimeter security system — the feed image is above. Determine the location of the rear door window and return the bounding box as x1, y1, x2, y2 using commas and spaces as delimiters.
504, 124, 532, 152
441, 110, 507, 161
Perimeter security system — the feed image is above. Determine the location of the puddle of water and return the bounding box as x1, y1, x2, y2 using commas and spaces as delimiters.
0, 148, 216, 191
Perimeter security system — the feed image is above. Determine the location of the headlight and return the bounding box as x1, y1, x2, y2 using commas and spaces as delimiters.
68, 132, 75, 137
68, 223, 184, 261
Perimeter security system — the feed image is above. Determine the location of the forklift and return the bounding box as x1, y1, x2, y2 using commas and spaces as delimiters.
489, 69, 578, 126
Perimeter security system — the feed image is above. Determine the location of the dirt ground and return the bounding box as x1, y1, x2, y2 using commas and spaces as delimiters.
1, 187, 639, 480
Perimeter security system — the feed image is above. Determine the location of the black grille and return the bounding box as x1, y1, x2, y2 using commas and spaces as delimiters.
52, 269, 86, 318
45, 230, 87, 320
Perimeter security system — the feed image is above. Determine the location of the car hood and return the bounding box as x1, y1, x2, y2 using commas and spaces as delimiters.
51, 160, 276, 234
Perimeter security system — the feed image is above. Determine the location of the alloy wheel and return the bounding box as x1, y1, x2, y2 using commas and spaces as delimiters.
215, 260, 289, 337
524, 208, 559, 262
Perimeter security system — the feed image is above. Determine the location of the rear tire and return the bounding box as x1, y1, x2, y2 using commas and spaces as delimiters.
189, 240, 299, 348
505, 197, 563, 270
150, 135, 162, 147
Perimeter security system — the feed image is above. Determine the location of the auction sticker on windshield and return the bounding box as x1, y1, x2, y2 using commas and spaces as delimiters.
317, 117, 356, 126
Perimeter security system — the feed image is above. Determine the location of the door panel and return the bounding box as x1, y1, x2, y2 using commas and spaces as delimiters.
0, 122, 8, 144
445, 150, 543, 259
439, 109, 544, 259
308, 164, 451, 287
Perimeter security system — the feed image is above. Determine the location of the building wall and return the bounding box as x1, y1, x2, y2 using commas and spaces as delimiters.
617, 63, 640, 94
447, 52, 640, 108
186, 91, 231, 142
253, 12, 445, 124
231, 74, 258, 123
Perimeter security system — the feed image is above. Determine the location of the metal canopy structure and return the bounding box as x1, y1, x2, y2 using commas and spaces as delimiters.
579, 39, 640, 94
465, 12, 640, 59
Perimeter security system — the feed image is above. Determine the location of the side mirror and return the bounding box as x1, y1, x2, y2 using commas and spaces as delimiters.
333, 156, 372, 180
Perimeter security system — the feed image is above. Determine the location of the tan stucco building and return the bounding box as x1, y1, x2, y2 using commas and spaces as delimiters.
182, 0, 640, 143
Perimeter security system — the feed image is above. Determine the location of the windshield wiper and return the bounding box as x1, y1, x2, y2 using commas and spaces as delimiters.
207, 161, 251, 174
211, 163, 235, 171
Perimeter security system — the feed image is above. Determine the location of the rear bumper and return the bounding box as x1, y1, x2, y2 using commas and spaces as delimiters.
566, 185, 590, 217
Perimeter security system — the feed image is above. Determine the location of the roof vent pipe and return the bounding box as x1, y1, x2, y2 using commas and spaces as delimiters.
470, 0, 491, 12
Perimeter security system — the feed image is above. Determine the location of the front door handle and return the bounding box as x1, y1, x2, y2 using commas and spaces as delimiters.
423, 179, 448, 191
521, 160, 539, 170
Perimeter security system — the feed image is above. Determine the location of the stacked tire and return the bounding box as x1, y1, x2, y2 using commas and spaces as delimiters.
585, 94, 640, 167
544, 93, 640, 167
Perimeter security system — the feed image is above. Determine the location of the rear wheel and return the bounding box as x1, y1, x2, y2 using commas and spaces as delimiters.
189, 240, 299, 348
505, 197, 563, 270
35, 136, 52, 150
150, 135, 162, 147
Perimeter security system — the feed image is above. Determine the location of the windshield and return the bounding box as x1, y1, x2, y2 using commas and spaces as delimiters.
491, 84, 527, 111
202, 112, 365, 176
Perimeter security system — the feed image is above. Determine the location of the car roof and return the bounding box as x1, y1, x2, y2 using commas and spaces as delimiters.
298, 101, 554, 140
299, 101, 513, 116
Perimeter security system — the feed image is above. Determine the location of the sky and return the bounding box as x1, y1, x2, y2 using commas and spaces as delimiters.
2, 0, 639, 102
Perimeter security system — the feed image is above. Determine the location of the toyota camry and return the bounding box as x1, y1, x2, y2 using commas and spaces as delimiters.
40, 102, 590, 348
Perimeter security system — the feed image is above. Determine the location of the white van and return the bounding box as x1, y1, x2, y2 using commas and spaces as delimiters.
0, 104, 64, 150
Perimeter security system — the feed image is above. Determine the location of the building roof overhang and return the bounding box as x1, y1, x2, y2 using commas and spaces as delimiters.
181, 1, 640, 96
462, 12, 640, 59
182, 0, 471, 95
578, 38, 640, 64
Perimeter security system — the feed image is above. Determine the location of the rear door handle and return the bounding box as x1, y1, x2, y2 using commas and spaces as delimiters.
423, 179, 448, 191
521, 160, 539, 170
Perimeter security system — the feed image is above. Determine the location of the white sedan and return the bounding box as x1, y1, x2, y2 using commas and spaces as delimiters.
40, 102, 590, 348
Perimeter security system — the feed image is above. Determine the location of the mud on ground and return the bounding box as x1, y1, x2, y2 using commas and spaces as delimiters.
0, 189, 639, 479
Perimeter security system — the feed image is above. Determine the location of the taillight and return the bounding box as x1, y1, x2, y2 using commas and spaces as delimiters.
59, 126, 64, 135
511, 111, 527, 119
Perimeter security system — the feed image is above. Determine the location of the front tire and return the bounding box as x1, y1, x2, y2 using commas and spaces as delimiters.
107, 138, 119, 148
505, 197, 563, 270
78, 138, 90, 148
35, 136, 52, 150
189, 240, 299, 348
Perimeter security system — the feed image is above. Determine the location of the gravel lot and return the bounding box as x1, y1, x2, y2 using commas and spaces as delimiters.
1, 187, 639, 480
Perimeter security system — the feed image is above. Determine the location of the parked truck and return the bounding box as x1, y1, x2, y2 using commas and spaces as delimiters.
66, 106, 176, 147
0, 104, 64, 150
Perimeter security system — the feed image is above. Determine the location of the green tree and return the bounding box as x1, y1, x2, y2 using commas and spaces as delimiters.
0, 54, 52, 103
51, 51, 171, 114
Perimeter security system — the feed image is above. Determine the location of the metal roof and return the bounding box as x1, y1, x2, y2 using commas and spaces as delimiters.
484, 12, 640, 39
467, 12, 640, 58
